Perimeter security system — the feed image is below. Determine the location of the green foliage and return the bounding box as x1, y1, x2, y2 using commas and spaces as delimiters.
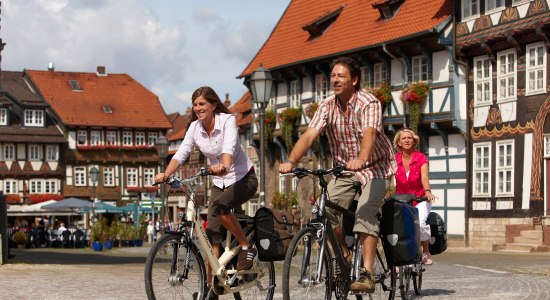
279, 107, 302, 149
271, 191, 298, 211
400, 82, 430, 132
304, 102, 319, 119
13, 231, 27, 245
91, 221, 103, 243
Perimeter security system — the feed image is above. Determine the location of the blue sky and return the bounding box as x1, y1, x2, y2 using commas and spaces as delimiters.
1, 0, 289, 114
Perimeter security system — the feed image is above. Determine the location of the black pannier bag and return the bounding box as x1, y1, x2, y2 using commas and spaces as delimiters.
254, 207, 296, 261
380, 194, 422, 266
426, 211, 447, 255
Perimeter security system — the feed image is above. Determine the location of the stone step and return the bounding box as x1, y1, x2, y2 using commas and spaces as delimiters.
519, 230, 543, 239
513, 236, 543, 244
504, 243, 550, 252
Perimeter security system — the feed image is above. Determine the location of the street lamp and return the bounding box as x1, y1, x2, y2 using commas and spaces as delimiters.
249, 64, 274, 207
155, 135, 168, 234
90, 166, 99, 225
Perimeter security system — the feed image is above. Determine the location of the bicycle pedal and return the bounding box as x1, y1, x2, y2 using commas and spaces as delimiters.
350, 289, 370, 295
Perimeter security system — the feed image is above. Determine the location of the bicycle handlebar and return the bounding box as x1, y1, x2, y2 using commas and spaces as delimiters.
290, 162, 372, 179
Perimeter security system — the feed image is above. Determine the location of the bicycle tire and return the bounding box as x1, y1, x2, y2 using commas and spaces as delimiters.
282, 227, 333, 300
144, 233, 206, 300
399, 265, 411, 300
412, 262, 423, 295
232, 239, 276, 300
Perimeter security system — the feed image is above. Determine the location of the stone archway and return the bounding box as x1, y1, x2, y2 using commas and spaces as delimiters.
531, 95, 550, 204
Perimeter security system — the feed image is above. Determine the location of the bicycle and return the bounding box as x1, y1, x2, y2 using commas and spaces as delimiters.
144, 168, 276, 300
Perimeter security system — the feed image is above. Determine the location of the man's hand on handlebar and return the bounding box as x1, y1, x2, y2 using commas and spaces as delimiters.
346, 159, 367, 171
279, 162, 293, 174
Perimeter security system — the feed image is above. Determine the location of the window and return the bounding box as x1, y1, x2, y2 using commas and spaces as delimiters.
69, 80, 82, 91
74, 167, 86, 186
106, 131, 117, 146
44, 180, 57, 194
148, 132, 158, 146
123, 131, 133, 146
248, 199, 259, 216
4, 180, 17, 194
373, 63, 387, 87
103, 167, 115, 187
473, 143, 491, 197
28, 144, 41, 161
144, 168, 155, 187
90, 130, 102, 146
279, 175, 285, 193
24, 109, 44, 127
292, 177, 299, 191
30, 180, 42, 194
473, 56, 492, 106
77, 130, 87, 145
526, 42, 546, 95
46, 145, 58, 161
412, 56, 429, 82
496, 140, 514, 196
0, 108, 7, 125
4, 144, 15, 160
360, 66, 371, 89
462, 0, 479, 20
127, 168, 138, 187
135, 132, 146, 146
545, 135, 550, 158
497, 49, 517, 102
486, 0, 504, 11
315, 74, 328, 101
290, 80, 300, 108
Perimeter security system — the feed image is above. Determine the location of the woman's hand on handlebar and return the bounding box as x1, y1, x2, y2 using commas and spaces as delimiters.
208, 163, 227, 175
154, 173, 167, 184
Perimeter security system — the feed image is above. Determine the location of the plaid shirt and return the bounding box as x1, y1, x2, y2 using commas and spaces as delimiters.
309, 89, 396, 185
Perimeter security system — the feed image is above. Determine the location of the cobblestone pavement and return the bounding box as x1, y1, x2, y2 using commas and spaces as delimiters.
1, 245, 549, 299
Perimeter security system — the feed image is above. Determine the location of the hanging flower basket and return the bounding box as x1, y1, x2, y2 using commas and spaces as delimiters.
6, 194, 21, 204
279, 107, 302, 149
371, 81, 393, 105
304, 102, 319, 119
400, 82, 430, 132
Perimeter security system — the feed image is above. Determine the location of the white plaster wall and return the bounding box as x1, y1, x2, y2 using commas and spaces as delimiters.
499, 101, 516, 122
68, 131, 76, 149
302, 77, 313, 100
66, 166, 73, 185
516, 2, 530, 17
447, 188, 466, 207
432, 50, 449, 83
30, 161, 41, 170
439, 209, 464, 236
448, 158, 467, 171
390, 58, 406, 85
428, 135, 445, 157
523, 133, 533, 209
17, 144, 25, 160
431, 87, 450, 113
473, 106, 490, 127
276, 82, 288, 105
448, 134, 466, 155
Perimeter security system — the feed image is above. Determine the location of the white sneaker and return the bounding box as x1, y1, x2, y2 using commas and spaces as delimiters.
422, 252, 433, 265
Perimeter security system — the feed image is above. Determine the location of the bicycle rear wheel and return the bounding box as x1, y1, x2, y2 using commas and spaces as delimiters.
144, 233, 206, 300
282, 227, 333, 300
399, 265, 411, 300
369, 247, 396, 300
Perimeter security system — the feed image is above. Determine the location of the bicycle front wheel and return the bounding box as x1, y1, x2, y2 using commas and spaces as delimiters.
282, 227, 332, 300
412, 262, 423, 295
144, 233, 206, 300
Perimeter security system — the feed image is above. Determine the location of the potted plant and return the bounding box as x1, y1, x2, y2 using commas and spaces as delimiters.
371, 81, 393, 108
13, 231, 27, 250
91, 222, 103, 251
400, 81, 430, 132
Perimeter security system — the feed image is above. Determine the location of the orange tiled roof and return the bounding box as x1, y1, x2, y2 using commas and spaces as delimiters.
230, 91, 253, 127
167, 112, 190, 142
25, 69, 172, 129
241, 0, 452, 76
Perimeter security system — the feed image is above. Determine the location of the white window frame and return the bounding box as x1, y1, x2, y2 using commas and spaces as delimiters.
289, 80, 300, 108
4, 144, 15, 160
412, 56, 429, 82
46, 145, 58, 161
292, 177, 299, 191
279, 175, 285, 193
526, 42, 546, 95
544, 134, 550, 158
360, 66, 371, 89
373, 63, 387, 87
90, 130, 102, 146
148, 132, 158, 146
103, 167, 115, 187
144, 168, 155, 187
496, 49, 517, 103
473, 56, 492, 106
106, 131, 117, 146
0, 108, 7, 125
248, 199, 259, 216
473, 142, 491, 197
4, 179, 17, 194
315, 74, 328, 101
127, 168, 138, 187
123, 131, 133, 146
496, 140, 514, 196
74, 167, 86, 186
486, 0, 504, 12
462, 0, 480, 21
135, 132, 146, 146
44, 180, 57, 194
28, 144, 41, 161
77, 130, 87, 145
24, 109, 44, 127
30, 179, 42, 194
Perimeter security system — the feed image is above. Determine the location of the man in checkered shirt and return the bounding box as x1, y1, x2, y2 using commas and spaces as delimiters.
279, 56, 396, 293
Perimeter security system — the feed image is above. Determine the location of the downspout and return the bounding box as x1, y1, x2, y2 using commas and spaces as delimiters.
382, 43, 408, 127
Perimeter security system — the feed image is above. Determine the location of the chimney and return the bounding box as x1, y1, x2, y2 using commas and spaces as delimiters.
96, 66, 107, 76
48, 62, 55, 71
224, 93, 231, 107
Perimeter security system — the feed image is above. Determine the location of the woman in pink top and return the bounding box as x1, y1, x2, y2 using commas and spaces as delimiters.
393, 128, 438, 265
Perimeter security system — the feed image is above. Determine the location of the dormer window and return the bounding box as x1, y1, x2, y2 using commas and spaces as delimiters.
24, 109, 44, 127
302, 5, 344, 38
372, 0, 404, 20
69, 80, 82, 91
0, 108, 7, 125
103, 106, 113, 113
